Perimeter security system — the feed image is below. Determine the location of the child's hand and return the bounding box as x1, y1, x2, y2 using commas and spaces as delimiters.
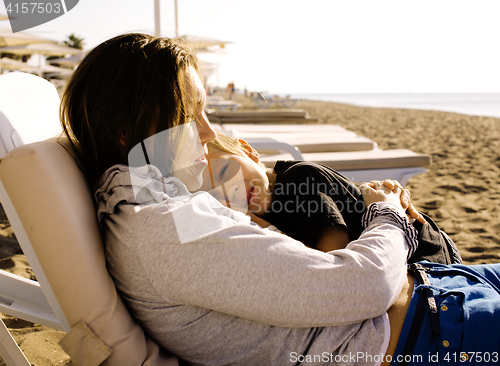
218, 199, 272, 228
246, 211, 272, 228
378, 180, 426, 224
359, 180, 403, 208
401, 191, 426, 224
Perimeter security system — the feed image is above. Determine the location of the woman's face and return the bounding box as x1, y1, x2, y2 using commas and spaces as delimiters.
127, 67, 216, 191
171, 67, 217, 191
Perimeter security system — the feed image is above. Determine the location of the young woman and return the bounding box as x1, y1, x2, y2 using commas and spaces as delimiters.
61, 33, 500, 366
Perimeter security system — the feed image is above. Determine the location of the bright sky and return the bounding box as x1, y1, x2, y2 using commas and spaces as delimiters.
1, 0, 500, 93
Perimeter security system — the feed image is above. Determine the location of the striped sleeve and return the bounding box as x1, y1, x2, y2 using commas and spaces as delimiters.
361, 202, 419, 260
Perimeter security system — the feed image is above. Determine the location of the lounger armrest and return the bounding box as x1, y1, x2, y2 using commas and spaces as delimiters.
0, 270, 61, 330
59, 323, 112, 366
244, 137, 304, 160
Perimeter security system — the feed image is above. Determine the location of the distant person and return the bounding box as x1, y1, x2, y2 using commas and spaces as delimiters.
200, 133, 462, 264
226, 82, 235, 100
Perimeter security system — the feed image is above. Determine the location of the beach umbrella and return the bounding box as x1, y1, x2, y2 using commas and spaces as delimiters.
197, 59, 218, 86
0, 42, 82, 76
0, 26, 54, 47
178, 36, 232, 89
198, 59, 217, 78
33, 62, 73, 76
47, 53, 83, 68
0, 57, 72, 76
39, 63, 74, 77
179, 35, 230, 50
0, 27, 56, 74
0, 57, 31, 71
0, 42, 82, 56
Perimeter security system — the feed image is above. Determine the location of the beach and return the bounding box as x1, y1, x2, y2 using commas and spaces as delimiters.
1, 97, 499, 365
295, 99, 500, 264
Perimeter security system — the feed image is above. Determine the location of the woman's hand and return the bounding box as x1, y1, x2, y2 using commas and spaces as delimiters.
361, 180, 426, 224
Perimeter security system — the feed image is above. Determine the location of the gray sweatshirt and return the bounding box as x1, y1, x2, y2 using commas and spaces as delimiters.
96, 164, 410, 366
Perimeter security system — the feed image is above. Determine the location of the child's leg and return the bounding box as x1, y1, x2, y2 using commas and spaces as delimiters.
408, 213, 462, 264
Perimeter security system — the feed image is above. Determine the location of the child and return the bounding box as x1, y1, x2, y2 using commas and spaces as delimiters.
199, 133, 462, 264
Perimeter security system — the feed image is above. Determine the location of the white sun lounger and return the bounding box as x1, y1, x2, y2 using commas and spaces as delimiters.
231, 131, 376, 153
0, 72, 179, 365
220, 123, 350, 134
217, 124, 430, 184
207, 109, 318, 123
206, 99, 241, 112
250, 95, 299, 108
214, 124, 376, 153
246, 137, 431, 186
206, 96, 241, 111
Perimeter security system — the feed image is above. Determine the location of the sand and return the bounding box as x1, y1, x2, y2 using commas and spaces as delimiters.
294, 99, 500, 264
0, 96, 499, 364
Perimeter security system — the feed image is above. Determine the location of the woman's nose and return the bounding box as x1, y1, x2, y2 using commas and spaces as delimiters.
198, 112, 217, 145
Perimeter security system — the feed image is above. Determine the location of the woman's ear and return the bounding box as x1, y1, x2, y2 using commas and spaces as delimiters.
237, 139, 260, 163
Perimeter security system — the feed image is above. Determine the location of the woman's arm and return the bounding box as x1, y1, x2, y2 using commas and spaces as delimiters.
135, 189, 412, 328
138, 208, 409, 327
297, 179, 421, 253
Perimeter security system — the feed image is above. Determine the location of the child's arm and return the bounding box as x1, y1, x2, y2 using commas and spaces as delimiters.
316, 179, 425, 253
217, 198, 273, 228
246, 210, 273, 228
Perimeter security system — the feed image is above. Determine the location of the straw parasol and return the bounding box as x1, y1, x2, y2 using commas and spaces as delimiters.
0, 26, 54, 47
198, 59, 217, 79
0, 42, 82, 56
0, 57, 72, 76
0, 56, 32, 71
47, 53, 83, 68
0, 26, 57, 74
0, 42, 82, 76
179, 35, 230, 50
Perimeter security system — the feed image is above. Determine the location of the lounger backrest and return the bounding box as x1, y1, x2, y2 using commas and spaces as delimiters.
0, 72, 178, 365
0, 72, 62, 157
